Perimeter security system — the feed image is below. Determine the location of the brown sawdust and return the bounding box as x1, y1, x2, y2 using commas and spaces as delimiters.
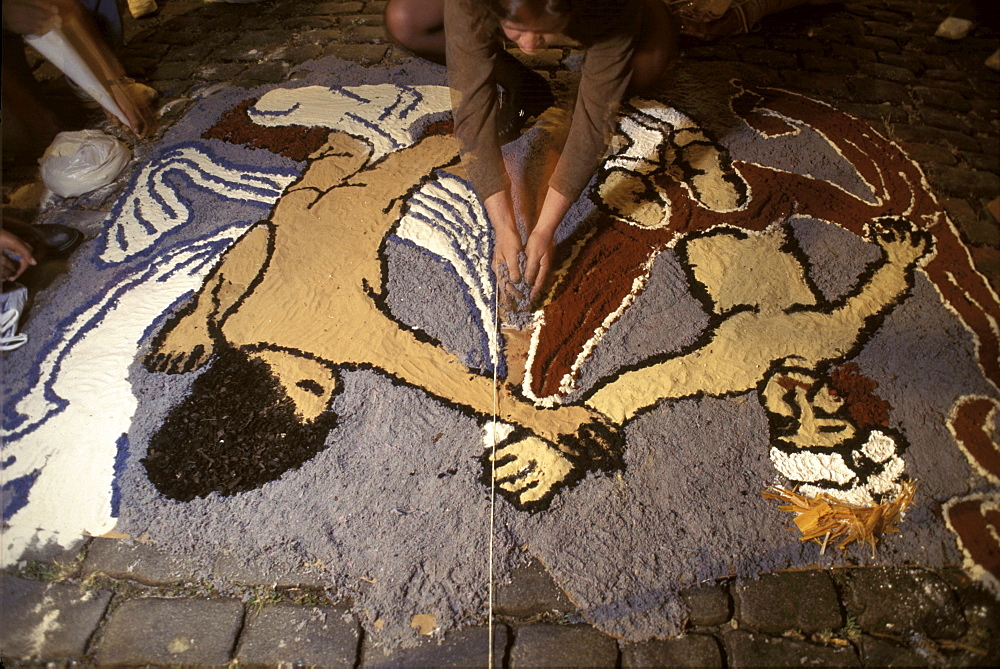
762, 480, 916, 556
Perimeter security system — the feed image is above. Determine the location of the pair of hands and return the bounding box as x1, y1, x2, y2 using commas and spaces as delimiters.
486, 186, 571, 306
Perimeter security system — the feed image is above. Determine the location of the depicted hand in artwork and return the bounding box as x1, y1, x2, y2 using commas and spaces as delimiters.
490, 434, 575, 509
870, 217, 931, 267
489, 416, 625, 511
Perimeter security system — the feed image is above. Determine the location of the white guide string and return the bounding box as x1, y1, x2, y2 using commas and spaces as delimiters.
488, 276, 499, 669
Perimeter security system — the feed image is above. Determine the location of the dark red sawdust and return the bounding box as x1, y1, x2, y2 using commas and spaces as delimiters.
945, 498, 1000, 580
951, 396, 1000, 480
202, 98, 330, 161
828, 362, 892, 432
142, 346, 337, 502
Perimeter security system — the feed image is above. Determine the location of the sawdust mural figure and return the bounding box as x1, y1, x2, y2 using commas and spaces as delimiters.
761, 364, 908, 506
496, 84, 998, 509
493, 218, 930, 507
142, 97, 619, 503
525, 87, 999, 403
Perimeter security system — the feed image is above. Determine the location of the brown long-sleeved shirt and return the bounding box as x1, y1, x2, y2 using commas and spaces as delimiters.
444, 0, 640, 204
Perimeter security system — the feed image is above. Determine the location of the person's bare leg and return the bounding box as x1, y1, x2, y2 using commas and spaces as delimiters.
629, 0, 680, 93
384, 0, 446, 63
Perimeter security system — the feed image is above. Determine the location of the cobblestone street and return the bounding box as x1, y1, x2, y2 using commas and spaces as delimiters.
2, 0, 998, 665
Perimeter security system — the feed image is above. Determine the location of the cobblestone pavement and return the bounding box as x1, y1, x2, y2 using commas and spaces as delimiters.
2, 0, 999, 665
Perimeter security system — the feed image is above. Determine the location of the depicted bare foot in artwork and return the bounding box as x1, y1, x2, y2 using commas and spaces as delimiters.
145, 317, 216, 374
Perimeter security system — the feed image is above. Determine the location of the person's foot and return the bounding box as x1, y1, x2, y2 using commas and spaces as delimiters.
35, 224, 85, 258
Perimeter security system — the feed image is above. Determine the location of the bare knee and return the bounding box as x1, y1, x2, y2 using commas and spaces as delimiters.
629, 0, 680, 93
384, 0, 445, 60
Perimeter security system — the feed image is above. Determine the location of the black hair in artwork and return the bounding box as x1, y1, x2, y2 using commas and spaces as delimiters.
142, 346, 338, 502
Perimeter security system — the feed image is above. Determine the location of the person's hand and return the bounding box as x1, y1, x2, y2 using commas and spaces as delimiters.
108, 78, 158, 139
524, 187, 571, 303
484, 189, 525, 308
524, 225, 555, 302
1, 230, 37, 282
2, 0, 60, 35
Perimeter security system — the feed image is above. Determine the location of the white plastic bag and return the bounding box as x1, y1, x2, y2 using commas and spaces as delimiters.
40, 130, 131, 198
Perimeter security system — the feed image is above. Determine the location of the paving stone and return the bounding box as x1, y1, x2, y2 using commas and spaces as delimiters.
723, 630, 861, 667
509, 624, 618, 668
316, 1, 365, 14
953, 578, 1000, 661
741, 48, 798, 69
153, 60, 199, 80
680, 583, 731, 626
323, 44, 390, 64
348, 25, 390, 43
891, 124, 981, 152
368, 624, 509, 668
495, 560, 574, 617
235, 604, 359, 667
969, 244, 1000, 292
780, 72, 849, 99
621, 634, 723, 667
927, 165, 1000, 198
918, 106, 973, 133
279, 16, 340, 31
95, 597, 243, 665
237, 62, 292, 84
846, 77, 911, 104
878, 52, 926, 75
858, 635, 931, 666
162, 41, 222, 64
348, 13, 389, 26
143, 29, 203, 47
195, 63, 246, 81
0, 576, 111, 661
214, 43, 271, 62
120, 56, 162, 77
943, 198, 1000, 246
865, 62, 918, 83
81, 537, 203, 586
733, 572, 842, 635
801, 53, 858, 75
829, 43, 879, 62
842, 568, 967, 640
266, 43, 326, 62
212, 552, 330, 589
962, 150, 1000, 173
901, 141, 958, 166
299, 28, 348, 44
867, 22, 915, 42
769, 37, 825, 54
856, 35, 902, 53
912, 85, 974, 112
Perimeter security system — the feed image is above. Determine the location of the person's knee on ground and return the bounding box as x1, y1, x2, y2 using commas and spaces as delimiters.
629, 0, 680, 93
384, 0, 446, 62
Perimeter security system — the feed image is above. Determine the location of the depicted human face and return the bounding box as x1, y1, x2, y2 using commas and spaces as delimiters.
500, 11, 570, 54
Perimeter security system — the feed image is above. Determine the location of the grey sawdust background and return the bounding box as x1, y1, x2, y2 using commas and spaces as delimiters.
6, 57, 995, 649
